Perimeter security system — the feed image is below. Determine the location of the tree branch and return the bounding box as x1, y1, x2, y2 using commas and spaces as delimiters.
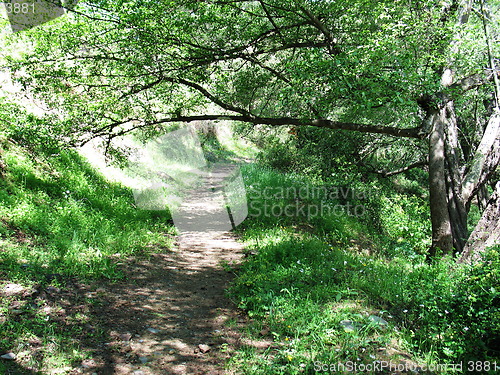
155, 77, 424, 138
310, 119, 424, 138
162, 77, 255, 118
258, 0, 287, 45
119, 77, 164, 99
241, 55, 321, 117
298, 5, 341, 55
480, 0, 500, 108
450, 71, 496, 92
83, 112, 425, 146
367, 159, 428, 177
462, 109, 500, 203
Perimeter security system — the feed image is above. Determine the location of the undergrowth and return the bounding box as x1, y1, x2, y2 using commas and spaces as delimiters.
229, 164, 500, 374
0, 127, 175, 373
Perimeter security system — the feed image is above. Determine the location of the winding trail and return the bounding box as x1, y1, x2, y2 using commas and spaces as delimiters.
86, 164, 250, 374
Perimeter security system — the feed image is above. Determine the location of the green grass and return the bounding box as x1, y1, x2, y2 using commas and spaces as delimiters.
228, 164, 500, 374
0, 144, 174, 280
0, 120, 255, 373
1, 123, 498, 374
0, 139, 175, 373
199, 123, 258, 162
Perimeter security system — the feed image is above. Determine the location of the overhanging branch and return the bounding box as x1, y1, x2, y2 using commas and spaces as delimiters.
157, 78, 424, 138
83, 113, 425, 145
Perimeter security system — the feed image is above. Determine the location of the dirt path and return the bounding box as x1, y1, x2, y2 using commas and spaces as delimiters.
85, 229, 246, 375
84, 165, 249, 374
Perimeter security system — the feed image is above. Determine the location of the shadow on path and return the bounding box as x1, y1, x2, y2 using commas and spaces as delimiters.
85, 231, 247, 375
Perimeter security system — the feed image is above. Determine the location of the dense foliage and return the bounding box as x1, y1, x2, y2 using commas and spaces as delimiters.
2, 0, 494, 140
230, 164, 500, 373
3, 0, 499, 256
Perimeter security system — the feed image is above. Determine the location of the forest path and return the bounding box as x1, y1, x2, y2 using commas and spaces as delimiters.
84, 165, 252, 375
86, 164, 251, 374
86, 229, 247, 375
85, 161, 256, 374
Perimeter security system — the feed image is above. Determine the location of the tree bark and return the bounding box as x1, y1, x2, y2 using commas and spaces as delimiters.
462, 111, 500, 203
459, 182, 500, 263
428, 107, 454, 257
443, 102, 468, 253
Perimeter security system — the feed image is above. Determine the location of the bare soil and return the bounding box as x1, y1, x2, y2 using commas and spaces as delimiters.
80, 230, 248, 375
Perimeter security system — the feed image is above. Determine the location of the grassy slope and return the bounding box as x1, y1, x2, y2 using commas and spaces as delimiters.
0, 141, 174, 373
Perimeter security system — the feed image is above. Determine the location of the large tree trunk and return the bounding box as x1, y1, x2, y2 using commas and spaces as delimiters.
426, 102, 500, 260
459, 182, 500, 263
455, 111, 500, 261
428, 107, 454, 256
426, 0, 500, 259
443, 102, 468, 253
462, 112, 500, 203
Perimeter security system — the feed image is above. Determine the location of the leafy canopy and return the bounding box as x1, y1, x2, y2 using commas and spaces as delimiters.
4, 0, 489, 143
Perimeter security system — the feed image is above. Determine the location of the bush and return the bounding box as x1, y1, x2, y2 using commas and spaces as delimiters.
232, 163, 500, 372
451, 247, 500, 360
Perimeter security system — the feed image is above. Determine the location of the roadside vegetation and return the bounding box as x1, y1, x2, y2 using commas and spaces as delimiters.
1, 117, 499, 374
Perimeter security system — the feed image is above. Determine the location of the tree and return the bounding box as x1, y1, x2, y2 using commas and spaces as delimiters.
2, 0, 499, 259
